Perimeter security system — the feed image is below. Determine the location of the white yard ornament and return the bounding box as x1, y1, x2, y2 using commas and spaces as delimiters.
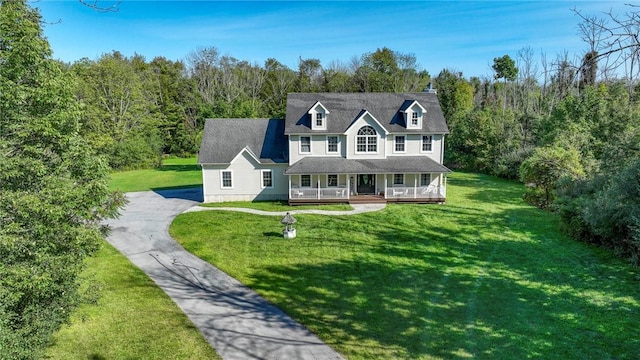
281, 212, 297, 239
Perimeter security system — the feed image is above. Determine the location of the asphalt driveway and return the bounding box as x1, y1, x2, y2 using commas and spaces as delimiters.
104, 188, 343, 360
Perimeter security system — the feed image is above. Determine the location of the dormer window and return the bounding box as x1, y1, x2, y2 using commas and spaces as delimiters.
315, 113, 324, 127
308, 101, 329, 130
401, 100, 426, 129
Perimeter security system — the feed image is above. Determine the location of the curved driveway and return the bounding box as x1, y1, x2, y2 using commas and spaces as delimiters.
104, 188, 346, 360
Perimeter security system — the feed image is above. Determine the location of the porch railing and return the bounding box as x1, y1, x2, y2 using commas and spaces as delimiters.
386, 185, 446, 199
290, 187, 349, 200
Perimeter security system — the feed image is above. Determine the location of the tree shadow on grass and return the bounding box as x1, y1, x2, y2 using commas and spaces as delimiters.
263, 231, 283, 237
158, 164, 200, 172
153, 186, 203, 202
243, 200, 640, 359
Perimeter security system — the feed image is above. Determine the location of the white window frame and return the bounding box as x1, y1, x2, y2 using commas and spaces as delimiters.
261, 169, 273, 188
420, 173, 432, 186
411, 112, 419, 126
355, 126, 378, 154
327, 174, 338, 187
394, 135, 406, 153
393, 173, 404, 185
421, 135, 433, 152
221, 170, 233, 189
300, 174, 311, 187
315, 112, 324, 127
300, 136, 311, 154
326, 135, 339, 154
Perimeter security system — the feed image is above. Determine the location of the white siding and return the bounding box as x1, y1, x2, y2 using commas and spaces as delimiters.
202, 151, 288, 202
384, 133, 444, 163
289, 134, 345, 164
345, 115, 387, 160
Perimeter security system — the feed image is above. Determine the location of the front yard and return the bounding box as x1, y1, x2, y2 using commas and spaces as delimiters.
171, 172, 640, 359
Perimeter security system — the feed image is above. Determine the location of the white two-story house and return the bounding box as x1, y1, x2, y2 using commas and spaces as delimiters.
198, 92, 451, 204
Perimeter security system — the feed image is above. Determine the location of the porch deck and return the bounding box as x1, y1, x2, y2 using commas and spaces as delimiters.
288, 194, 445, 206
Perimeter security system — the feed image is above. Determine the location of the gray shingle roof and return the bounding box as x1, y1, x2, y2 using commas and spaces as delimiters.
285, 92, 449, 135
198, 118, 288, 164
284, 156, 451, 175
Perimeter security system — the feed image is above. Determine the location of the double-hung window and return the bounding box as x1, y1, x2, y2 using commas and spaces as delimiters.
301, 174, 311, 187
394, 135, 405, 152
327, 136, 338, 153
221, 170, 233, 189
421, 173, 431, 186
261, 170, 273, 188
315, 113, 323, 127
422, 135, 433, 152
411, 112, 419, 126
328, 174, 338, 187
393, 173, 404, 185
300, 136, 311, 153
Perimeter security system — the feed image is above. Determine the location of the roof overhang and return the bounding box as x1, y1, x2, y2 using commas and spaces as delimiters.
285, 156, 451, 175
401, 100, 427, 114
307, 101, 330, 114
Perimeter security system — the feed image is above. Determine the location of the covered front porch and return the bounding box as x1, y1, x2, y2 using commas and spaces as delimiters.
284, 156, 451, 205
287, 173, 448, 205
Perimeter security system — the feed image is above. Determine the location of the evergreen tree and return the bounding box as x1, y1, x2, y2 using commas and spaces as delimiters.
0, 1, 124, 358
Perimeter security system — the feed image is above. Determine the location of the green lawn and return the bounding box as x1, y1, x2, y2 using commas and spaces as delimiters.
109, 156, 202, 192
170, 172, 640, 360
46, 243, 219, 359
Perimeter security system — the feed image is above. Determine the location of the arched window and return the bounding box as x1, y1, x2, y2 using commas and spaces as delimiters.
356, 126, 377, 153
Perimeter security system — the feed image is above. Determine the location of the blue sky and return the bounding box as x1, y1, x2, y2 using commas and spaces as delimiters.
36, 1, 629, 79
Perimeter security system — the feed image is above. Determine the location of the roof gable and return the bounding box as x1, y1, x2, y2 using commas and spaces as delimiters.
399, 99, 426, 113
308, 101, 330, 115
230, 146, 260, 164
344, 109, 389, 135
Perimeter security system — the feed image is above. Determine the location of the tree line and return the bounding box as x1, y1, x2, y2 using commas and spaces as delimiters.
66, 46, 431, 169
2, 0, 640, 358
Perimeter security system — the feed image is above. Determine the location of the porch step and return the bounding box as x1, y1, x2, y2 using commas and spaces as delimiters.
348, 195, 387, 204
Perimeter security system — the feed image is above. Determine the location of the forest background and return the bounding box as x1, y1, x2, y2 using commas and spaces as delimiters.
2, 2, 640, 358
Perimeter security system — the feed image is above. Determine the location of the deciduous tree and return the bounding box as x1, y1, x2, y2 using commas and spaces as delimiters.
0, 1, 125, 358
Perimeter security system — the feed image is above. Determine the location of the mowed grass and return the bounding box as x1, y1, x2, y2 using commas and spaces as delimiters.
109, 156, 202, 192
170, 172, 640, 360
46, 243, 219, 359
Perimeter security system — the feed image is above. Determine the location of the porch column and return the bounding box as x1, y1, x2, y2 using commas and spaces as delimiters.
317, 177, 320, 199
384, 175, 387, 199
414, 175, 417, 199
444, 174, 447, 197
288, 176, 291, 200
347, 174, 350, 199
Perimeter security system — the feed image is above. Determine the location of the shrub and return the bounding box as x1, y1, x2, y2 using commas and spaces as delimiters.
519, 146, 584, 209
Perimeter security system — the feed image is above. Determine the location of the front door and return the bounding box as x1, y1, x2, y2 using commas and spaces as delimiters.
357, 174, 375, 194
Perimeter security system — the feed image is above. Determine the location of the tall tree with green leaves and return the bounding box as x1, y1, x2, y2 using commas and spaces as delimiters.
0, 1, 125, 358
72, 51, 162, 169
358, 47, 429, 92
492, 54, 518, 110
